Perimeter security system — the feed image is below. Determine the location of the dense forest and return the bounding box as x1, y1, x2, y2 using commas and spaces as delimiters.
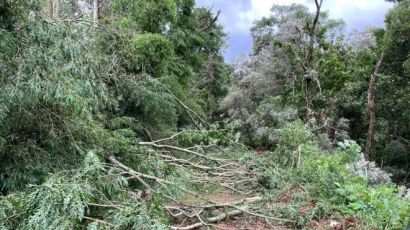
0, 0, 409, 229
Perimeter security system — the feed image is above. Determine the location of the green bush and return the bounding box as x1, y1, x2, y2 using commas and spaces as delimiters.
335, 180, 409, 229
293, 140, 410, 229
132, 34, 174, 76
273, 121, 317, 166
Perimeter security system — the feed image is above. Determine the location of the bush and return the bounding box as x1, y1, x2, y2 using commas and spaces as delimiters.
273, 121, 317, 166
334, 180, 409, 229
132, 34, 174, 76
292, 139, 410, 229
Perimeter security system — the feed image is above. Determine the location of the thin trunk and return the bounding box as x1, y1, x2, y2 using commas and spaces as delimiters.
296, 145, 302, 169
48, 0, 54, 18
53, 0, 59, 19
306, 80, 313, 121
48, 0, 59, 19
319, 108, 328, 132
93, 0, 99, 25
364, 53, 384, 159
328, 111, 339, 142
304, 0, 323, 121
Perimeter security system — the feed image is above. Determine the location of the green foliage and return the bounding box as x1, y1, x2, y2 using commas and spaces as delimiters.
132, 34, 174, 76
368, 0, 410, 175
112, 0, 177, 33
1, 1, 409, 229
107, 0, 229, 119
290, 139, 409, 229
222, 0, 410, 186
260, 131, 409, 228
0, 0, 42, 30
0, 0, 228, 193
296, 152, 352, 198
383, 0, 410, 75
256, 97, 297, 128
0, 152, 168, 230
221, 96, 298, 148
0, 21, 108, 192
273, 121, 317, 166
175, 128, 234, 147
116, 75, 177, 130
0, 29, 16, 60
335, 180, 409, 229
336, 140, 362, 163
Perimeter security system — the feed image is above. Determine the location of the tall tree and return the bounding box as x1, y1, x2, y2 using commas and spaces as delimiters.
304, 0, 323, 121
364, 53, 384, 159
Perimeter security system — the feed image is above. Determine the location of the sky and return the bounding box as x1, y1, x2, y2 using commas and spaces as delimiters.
196, 0, 393, 62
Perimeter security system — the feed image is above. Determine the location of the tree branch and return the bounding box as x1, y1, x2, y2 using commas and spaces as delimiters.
166, 89, 211, 128
138, 142, 226, 163
203, 10, 221, 31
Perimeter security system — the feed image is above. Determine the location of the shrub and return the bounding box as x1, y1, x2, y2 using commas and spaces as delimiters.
132, 34, 174, 76
292, 139, 410, 229
273, 121, 317, 166
348, 154, 393, 185
334, 180, 410, 229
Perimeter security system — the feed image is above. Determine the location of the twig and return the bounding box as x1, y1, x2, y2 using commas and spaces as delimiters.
228, 206, 295, 223
83, 216, 114, 227
138, 142, 226, 163
171, 208, 245, 230
152, 131, 186, 143
183, 196, 262, 209
296, 145, 302, 169
87, 203, 126, 209
143, 128, 153, 142
203, 10, 221, 31
158, 153, 214, 171
108, 156, 198, 197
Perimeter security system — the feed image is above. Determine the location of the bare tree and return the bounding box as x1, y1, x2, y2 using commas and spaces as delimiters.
304, 0, 323, 121
364, 53, 384, 159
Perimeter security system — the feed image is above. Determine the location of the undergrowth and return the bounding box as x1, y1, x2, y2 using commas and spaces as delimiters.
1, 121, 409, 229
260, 122, 410, 229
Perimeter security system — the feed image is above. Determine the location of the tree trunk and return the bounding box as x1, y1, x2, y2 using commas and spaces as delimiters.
48, 0, 59, 19
328, 110, 339, 142
364, 53, 384, 159
54, 0, 59, 19
319, 108, 328, 133
48, 0, 54, 18
306, 79, 314, 121
304, 0, 323, 121
93, 0, 99, 25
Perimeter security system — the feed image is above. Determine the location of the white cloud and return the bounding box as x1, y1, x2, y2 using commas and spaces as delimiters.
235, 0, 308, 33
323, 0, 392, 31
251, 0, 306, 16
328, 0, 390, 14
